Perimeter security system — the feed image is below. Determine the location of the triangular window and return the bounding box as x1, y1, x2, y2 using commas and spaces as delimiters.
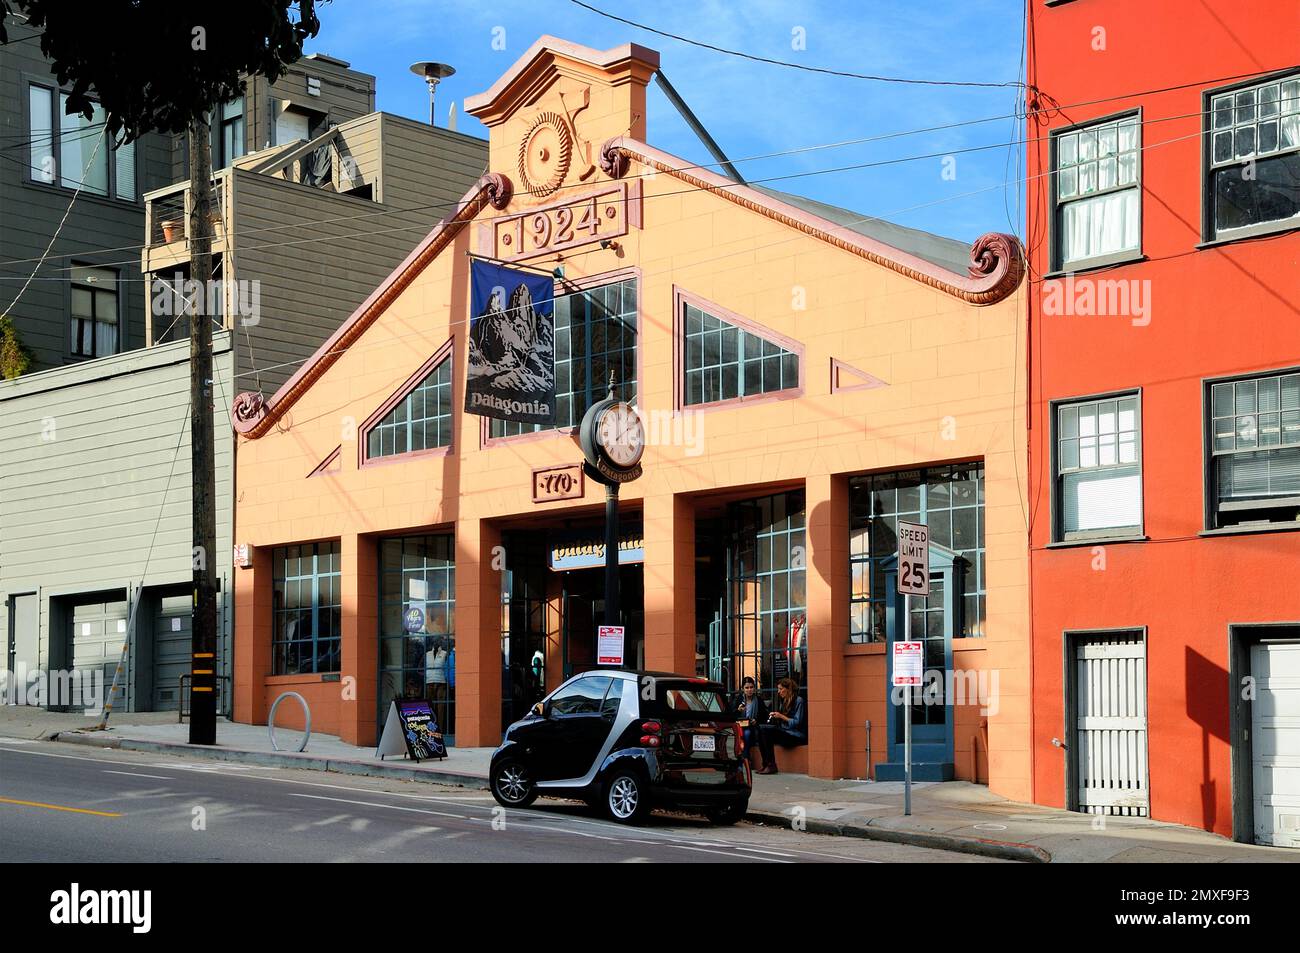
364, 354, 452, 460
682, 298, 801, 407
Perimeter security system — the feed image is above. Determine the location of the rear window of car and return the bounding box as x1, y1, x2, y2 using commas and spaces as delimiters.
663, 687, 726, 712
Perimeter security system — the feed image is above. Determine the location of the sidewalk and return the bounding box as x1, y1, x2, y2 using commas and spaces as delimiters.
8, 708, 1296, 864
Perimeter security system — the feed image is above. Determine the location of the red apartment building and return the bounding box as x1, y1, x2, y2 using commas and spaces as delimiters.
1026, 0, 1300, 846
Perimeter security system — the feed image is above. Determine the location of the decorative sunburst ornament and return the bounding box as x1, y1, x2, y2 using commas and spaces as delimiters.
517, 112, 573, 197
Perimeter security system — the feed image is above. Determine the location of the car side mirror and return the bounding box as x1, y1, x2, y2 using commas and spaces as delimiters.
532, 701, 547, 718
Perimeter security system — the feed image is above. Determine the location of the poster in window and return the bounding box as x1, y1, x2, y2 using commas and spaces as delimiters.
465, 260, 555, 424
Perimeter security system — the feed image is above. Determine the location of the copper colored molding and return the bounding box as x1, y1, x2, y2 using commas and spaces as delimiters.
600, 138, 1025, 306
232, 173, 513, 439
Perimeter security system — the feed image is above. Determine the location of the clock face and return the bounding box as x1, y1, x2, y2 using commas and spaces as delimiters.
597, 402, 645, 469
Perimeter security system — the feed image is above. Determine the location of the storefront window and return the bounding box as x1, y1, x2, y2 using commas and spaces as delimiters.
489, 277, 637, 438
379, 535, 456, 743
849, 463, 986, 643
272, 541, 341, 674
715, 490, 806, 710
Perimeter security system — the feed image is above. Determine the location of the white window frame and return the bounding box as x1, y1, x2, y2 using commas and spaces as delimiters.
1203, 71, 1300, 243
1053, 391, 1143, 541
1051, 111, 1143, 272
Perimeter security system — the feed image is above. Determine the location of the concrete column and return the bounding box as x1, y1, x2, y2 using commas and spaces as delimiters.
455, 517, 502, 746
643, 492, 695, 675
806, 473, 850, 779
339, 533, 377, 746
233, 544, 273, 726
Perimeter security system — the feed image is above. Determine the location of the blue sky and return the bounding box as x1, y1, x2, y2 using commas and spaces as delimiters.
306, 0, 1027, 243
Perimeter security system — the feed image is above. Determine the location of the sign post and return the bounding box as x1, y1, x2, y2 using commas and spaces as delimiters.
895, 519, 930, 817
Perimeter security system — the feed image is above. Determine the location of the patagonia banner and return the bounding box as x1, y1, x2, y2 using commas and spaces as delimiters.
466, 260, 556, 424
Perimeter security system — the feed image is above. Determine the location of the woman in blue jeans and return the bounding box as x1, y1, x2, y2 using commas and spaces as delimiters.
757, 677, 807, 775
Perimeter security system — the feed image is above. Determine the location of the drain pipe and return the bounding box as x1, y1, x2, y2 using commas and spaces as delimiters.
865, 719, 872, 781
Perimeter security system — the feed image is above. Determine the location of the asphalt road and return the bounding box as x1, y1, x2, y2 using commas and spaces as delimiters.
0, 739, 1004, 863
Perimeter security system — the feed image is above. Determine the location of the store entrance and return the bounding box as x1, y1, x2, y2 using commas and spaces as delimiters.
560, 564, 644, 678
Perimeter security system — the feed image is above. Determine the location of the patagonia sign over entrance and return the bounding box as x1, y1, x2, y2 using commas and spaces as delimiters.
549, 526, 645, 571
466, 260, 556, 425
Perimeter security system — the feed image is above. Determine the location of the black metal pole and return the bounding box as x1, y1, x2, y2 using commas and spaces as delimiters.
604, 482, 620, 628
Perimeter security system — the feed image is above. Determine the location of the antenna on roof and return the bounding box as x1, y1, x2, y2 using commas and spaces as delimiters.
410, 61, 456, 127
448, 101, 458, 132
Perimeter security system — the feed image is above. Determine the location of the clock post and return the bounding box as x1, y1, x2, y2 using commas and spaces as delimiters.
579, 372, 646, 637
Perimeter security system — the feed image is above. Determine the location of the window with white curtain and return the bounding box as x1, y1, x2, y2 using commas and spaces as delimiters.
69, 266, 119, 358
1207, 74, 1300, 240
1056, 394, 1142, 538
1054, 115, 1141, 269
1209, 371, 1300, 528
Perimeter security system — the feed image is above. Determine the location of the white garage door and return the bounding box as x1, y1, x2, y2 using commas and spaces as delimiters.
71, 600, 128, 702
1075, 634, 1149, 816
1252, 641, 1300, 848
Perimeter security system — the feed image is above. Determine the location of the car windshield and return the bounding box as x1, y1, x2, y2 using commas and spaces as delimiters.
663, 687, 726, 712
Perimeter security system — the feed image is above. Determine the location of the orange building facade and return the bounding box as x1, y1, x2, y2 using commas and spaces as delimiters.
1026, 0, 1300, 843
231, 38, 1030, 793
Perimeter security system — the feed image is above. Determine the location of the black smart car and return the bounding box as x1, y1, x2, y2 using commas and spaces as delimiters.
489, 670, 751, 825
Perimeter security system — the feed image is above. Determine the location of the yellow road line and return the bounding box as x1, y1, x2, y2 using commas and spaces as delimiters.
0, 796, 121, 817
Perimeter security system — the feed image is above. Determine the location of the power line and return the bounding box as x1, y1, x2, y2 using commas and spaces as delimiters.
569, 0, 1029, 90
1, 121, 108, 318
0, 64, 1289, 274
227, 121, 1217, 389
0, 105, 1249, 283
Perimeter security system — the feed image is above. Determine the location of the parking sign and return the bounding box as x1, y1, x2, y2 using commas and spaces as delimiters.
897, 520, 930, 596
892, 640, 924, 687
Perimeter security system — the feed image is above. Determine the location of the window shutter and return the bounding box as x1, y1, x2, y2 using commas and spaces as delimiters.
1063, 467, 1141, 533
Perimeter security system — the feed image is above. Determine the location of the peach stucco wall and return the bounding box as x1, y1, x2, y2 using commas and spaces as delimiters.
233, 39, 1030, 796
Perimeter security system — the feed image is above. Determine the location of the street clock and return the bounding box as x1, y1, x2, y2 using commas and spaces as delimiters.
580, 395, 644, 484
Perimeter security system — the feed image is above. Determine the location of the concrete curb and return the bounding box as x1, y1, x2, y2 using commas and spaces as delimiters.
744, 806, 1052, 863
52, 731, 491, 790
49, 731, 1045, 860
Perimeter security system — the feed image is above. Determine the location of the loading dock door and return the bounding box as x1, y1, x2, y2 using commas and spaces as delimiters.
1251, 641, 1300, 848
71, 600, 128, 703
1074, 635, 1149, 816
153, 595, 192, 711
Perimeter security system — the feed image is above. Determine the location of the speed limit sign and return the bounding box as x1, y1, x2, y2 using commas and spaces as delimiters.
897, 520, 930, 596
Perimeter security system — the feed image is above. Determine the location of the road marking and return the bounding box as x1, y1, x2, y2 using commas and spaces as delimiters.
732, 845, 796, 857
0, 737, 39, 744
287, 792, 466, 820
0, 796, 121, 817
668, 842, 788, 861
103, 770, 172, 780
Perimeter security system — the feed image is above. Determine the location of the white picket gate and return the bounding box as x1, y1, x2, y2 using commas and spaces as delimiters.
1075, 635, 1149, 816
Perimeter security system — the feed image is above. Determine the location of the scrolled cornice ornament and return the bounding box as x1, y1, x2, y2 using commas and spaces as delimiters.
599, 138, 629, 179
968, 232, 1025, 298
479, 172, 513, 210
232, 391, 267, 434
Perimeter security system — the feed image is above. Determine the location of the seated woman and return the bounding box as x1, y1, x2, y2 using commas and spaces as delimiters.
756, 677, 807, 775
732, 676, 768, 765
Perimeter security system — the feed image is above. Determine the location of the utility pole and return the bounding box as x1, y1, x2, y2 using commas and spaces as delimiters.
188, 111, 218, 745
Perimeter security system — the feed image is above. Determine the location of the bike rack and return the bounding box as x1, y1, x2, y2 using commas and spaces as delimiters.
267, 691, 312, 752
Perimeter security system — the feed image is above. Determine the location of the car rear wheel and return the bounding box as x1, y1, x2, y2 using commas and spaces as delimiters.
491, 758, 538, 809
705, 799, 748, 825
603, 770, 650, 824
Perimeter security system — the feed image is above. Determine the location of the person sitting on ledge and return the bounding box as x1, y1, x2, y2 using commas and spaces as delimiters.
732, 676, 768, 765
756, 677, 807, 775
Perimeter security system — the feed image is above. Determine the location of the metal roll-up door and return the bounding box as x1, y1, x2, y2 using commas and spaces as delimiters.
152, 595, 192, 711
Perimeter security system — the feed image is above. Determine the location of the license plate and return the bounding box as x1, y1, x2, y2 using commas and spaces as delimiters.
683, 770, 726, 784
692, 735, 715, 752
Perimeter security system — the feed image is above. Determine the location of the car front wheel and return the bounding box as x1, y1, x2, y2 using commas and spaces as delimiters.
491, 758, 538, 809
603, 769, 650, 825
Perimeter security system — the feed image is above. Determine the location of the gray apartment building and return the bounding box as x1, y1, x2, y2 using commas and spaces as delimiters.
0, 13, 486, 715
